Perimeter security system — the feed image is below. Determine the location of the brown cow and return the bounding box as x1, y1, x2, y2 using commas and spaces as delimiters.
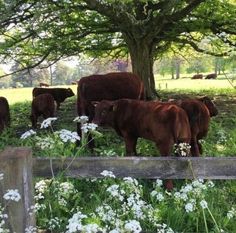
170, 96, 218, 156
71, 81, 77, 85
192, 74, 203, 79
0, 97, 10, 133
205, 73, 217, 79
33, 87, 74, 109
30, 93, 56, 128
93, 99, 191, 156
77, 72, 145, 148
93, 99, 191, 190
39, 82, 50, 87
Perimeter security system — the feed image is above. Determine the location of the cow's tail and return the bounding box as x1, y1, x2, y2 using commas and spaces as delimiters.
138, 81, 146, 100
174, 108, 191, 144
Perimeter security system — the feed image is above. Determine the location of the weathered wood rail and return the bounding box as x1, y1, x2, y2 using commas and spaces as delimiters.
1, 147, 236, 231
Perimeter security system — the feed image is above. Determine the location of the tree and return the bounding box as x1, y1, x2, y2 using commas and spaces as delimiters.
0, 0, 236, 98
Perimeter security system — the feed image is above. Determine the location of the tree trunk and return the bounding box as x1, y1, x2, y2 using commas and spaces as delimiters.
124, 36, 158, 99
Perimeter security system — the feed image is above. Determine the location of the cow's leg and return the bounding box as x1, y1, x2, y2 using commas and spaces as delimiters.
30, 113, 37, 129
190, 137, 200, 157
123, 133, 137, 156
157, 140, 174, 191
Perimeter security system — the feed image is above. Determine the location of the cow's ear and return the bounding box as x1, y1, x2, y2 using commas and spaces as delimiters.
91, 101, 99, 107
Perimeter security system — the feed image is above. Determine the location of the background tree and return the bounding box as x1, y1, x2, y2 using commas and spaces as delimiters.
0, 0, 236, 98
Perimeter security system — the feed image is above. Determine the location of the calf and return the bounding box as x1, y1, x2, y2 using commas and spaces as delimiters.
30, 93, 56, 128
0, 97, 10, 133
77, 72, 145, 148
170, 96, 218, 156
205, 73, 217, 79
93, 99, 191, 156
192, 74, 203, 79
33, 87, 74, 109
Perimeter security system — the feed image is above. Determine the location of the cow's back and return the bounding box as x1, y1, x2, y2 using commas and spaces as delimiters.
78, 72, 145, 101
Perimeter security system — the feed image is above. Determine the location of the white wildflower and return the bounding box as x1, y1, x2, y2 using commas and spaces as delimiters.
227, 207, 236, 219
81, 123, 98, 133
124, 220, 142, 233
185, 202, 194, 213
20, 129, 36, 139
83, 223, 104, 233
40, 117, 57, 129
56, 129, 80, 143
59, 182, 75, 195
0, 173, 4, 180
3, 189, 21, 202
36, 136, 55, 149
66, 211, 87, 233
123, 177, 138, 186
35, 180, 49, 193
73, 115, 89, 124
25, 226, 37, 233
200, 200, 208, 209
100, 170, 116, 178
156, 179, 163, 187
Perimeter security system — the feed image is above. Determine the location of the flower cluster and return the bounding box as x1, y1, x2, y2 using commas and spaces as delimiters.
3, 189, 21, 202
40, 117, 57, 129
174, 142, 191, 156
81, 123, 98, 133
73, 116, 89, 124
56, 129, 80, 143
20, 129, 36, 139
227, 207, 236, 219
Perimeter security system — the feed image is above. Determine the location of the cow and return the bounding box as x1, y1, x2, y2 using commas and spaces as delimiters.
192, 74, 203, 79
93, 99, 191, 156
93, 99, 191, 190
71, 81, 77, 85
169, 96, 218, 156
32, 87, 75, 109
39, 82, 50, 87
77, 72, 145, 148
0, 97, 10, 133
30, 93, 56, 128
205, 73, 217, 79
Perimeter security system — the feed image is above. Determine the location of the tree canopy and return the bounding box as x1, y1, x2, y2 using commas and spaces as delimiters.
0, 0, 236, 97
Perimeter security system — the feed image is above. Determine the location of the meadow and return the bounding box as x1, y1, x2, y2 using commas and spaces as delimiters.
0, 77, 236, 232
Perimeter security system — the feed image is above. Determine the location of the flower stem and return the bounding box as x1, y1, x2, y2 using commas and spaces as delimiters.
202, 208, 209, 233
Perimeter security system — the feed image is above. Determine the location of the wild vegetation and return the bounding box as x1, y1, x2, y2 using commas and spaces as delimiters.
1, 80, 236, 232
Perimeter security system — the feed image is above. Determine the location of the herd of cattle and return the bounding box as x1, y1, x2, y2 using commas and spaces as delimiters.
0, 72, 218, 159
192, 73, 217, 79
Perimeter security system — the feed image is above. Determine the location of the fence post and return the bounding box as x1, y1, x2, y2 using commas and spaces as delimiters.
0, 147, 36, 232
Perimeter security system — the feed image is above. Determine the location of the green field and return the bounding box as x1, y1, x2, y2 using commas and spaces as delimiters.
0, 85, 78, 104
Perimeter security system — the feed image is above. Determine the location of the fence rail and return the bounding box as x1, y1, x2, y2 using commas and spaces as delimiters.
1, 147, 236, 231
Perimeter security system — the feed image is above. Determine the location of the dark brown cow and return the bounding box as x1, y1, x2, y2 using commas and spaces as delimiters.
71, 81, 77, 85
0, 97, 10, 133
205, 73, 217, 79
77, 72, 145, 148
39, 82, 50, 87
170, 96, 218, 156
192, 74, 203, 79
33, 87, 74, 109
93, 99, 191, 156
30, 93, 56, 128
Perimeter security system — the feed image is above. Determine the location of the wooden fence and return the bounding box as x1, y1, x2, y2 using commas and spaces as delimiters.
1, 147, 236, 232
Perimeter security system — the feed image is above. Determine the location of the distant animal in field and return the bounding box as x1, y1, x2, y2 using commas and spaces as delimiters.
0, 97, 10, 133
32, 87, 75, 109
169, 96, 218, 156
205, 73, 217, 79
192, 74, 203, 79
77, 72, 145, 149
30, 94, 56, 128
39, 82, 50, 87
71, 81, 77, 85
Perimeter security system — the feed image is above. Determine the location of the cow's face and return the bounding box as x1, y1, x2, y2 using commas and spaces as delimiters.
67, 88, 75, 97
199, 96, 218, 117
93, 100, 115, 127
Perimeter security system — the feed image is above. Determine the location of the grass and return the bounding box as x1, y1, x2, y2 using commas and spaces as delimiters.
1, 78, 236, 232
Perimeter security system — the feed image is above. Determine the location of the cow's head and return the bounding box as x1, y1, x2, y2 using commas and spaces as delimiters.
92, 100, 116, 127
199, 96, 218, 117
67, 88, 75, 97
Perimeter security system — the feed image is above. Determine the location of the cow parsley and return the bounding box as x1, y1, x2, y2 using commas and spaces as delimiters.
3, 189, 21, 202
20, 129, 36, 139
40, 117, 57, 129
